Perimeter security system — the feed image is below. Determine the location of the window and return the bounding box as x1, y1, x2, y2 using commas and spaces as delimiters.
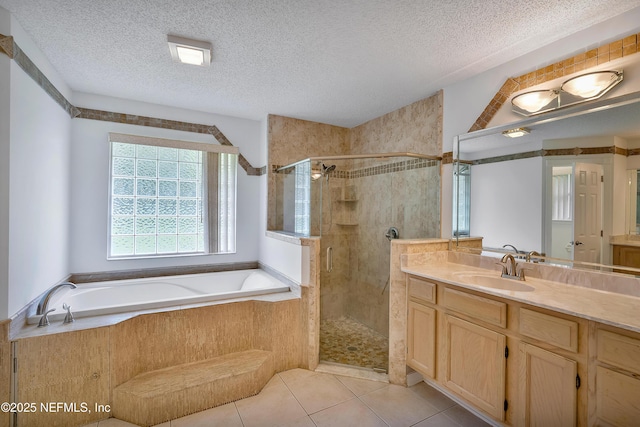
294, 161, 311, 235
453, 163, 471, 237
108, 133, 237, 258
552, 172, 572, 221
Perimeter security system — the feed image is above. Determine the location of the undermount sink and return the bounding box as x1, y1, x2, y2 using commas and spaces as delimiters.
452, 271, 535, 292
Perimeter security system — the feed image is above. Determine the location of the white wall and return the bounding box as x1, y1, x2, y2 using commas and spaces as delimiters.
259, 235, 304, 284
550, 221, 573, 259
69, 93, 263, 273
613, 153, 630, 237
0, 8, 11, 319
470, 157, 543, 252
3, 10, 73, 319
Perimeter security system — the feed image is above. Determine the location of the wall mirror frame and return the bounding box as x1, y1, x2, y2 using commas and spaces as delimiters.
453, 88, 640, 274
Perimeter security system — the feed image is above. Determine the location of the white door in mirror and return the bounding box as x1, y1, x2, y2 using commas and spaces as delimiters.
573, 163, 602, 264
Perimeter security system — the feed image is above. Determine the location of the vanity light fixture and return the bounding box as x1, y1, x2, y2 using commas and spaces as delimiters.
502, 127, 531, 138
511, 90, 559, 114
167, 35, 212, 66
511, 70, 623, 116
561, 70, 623, 99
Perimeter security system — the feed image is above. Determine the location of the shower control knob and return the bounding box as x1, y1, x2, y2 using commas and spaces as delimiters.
385, 227, 399, 241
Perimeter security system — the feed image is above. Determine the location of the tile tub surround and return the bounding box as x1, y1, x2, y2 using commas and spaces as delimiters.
401, 250, 640, 334
81, 368, 490, 427
263, 232, 320, 371
11, 298, 302, 427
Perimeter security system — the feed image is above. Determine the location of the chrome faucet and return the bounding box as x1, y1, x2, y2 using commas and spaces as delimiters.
38, 309, 55, 327
499, 254, 526, 281
503, 244, 519, 253
36, 282, 77, 315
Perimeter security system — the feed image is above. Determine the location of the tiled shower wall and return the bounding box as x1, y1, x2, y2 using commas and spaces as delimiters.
350, 92, 443, 155
349, 161, 440, 337
268, 115, 349, 231
268, 91, 443, 343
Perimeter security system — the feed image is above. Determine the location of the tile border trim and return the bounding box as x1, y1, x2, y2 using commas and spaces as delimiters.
271, 157, 440, 179
452, 145, 628, 166
0, 34, 265, 176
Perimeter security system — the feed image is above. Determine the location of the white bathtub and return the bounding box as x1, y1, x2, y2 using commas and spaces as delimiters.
27, 269, 290, 324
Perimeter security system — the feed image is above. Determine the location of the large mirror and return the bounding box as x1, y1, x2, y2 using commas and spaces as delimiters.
454, 88, 640, 272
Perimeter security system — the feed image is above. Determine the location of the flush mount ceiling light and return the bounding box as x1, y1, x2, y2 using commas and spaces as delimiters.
511, 70, 623, 116
167, 35, 212, 66
560, 70, 623, 98
502, 127, 531, 138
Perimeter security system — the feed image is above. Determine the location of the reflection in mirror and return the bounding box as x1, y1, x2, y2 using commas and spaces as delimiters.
627, 169, 640, 234
453, 162, 470, 237
453, 89, 640, 274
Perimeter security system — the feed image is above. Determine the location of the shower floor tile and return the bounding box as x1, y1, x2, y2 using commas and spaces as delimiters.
320, 316, 388, 371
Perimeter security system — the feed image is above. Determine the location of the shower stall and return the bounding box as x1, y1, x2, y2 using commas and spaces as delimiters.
275, 153, 441, 372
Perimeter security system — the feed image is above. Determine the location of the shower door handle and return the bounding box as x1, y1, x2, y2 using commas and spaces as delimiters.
326, 247, 333, 272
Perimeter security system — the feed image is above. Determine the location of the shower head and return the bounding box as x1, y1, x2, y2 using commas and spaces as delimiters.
322, 164, 336, 175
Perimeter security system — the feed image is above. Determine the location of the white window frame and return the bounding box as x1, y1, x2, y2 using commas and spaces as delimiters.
552, 172, 573, 222
107, 133, 238, 259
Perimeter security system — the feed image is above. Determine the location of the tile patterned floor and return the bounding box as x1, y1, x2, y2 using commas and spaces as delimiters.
82, 369, 492, 427
320, 316, 389, 371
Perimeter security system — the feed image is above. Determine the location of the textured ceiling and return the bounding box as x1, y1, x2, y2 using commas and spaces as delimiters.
1, 0, 640, 127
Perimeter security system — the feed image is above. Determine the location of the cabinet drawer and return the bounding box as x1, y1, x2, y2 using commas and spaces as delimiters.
408, 276, 436, 304
442, 287, 506, 328
519, 308, 578, 353
597, 330, 640, 373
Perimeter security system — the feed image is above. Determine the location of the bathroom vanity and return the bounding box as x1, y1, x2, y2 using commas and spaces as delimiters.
402, 254, 640, 427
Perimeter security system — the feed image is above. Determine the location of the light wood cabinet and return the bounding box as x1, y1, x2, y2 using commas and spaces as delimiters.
442, 287, 507, 328
518, 342, 577, 427
612, 244, 640, 269
444, 314, 506, 420
407, 301, 436, 378
594, 329, 640, 426
405, 274, 640, 426
406, 274, 587, 426
519, 308, 578, 353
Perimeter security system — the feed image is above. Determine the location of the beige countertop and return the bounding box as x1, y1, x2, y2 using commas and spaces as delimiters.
611, 240, 640, 248
402, 260, 640, 334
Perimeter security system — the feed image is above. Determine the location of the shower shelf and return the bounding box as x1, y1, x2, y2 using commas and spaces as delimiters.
336, 222, 359, 226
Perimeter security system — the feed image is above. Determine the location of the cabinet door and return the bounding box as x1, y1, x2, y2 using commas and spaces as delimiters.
407, 301, 436, 378
596, 366, 640, 427
444, 314, 506, 420
518, 343, 577, 427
